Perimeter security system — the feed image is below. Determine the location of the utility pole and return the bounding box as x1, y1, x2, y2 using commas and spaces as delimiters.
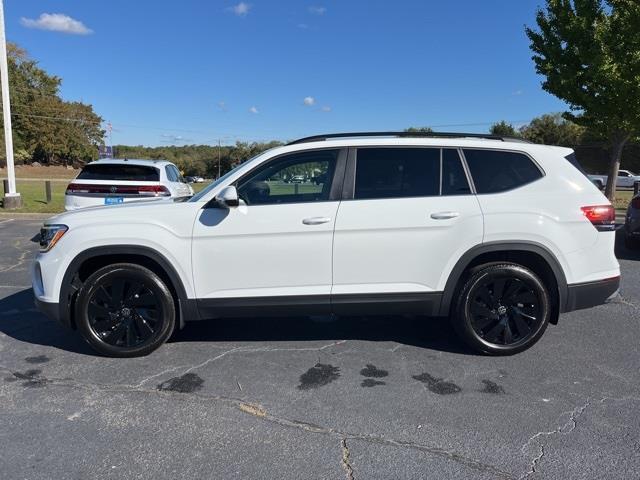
0, 0, 21, 208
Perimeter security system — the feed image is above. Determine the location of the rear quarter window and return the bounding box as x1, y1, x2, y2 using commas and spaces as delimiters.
463, 149, 543, 194
77, 164, 160, 182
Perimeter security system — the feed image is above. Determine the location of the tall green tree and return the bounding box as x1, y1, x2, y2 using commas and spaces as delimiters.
0, 43, 104, 166
519, 113, 585, 146
490, 121, 520, 137
526, 0, 640, 200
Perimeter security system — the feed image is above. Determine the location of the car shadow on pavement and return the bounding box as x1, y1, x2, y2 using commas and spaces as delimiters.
0, 288, 95, 356
615, 228, 640, 261
0, 288, 471, 356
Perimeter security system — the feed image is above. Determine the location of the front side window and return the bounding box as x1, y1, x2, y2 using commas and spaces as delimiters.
354, 148, 440, 199
237, 150, 338, 205
463, 149, 543, 194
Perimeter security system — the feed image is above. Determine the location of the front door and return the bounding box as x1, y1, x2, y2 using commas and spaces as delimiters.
192, 148, 345, 317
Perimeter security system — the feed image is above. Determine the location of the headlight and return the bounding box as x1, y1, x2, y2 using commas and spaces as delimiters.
40, 224, 68, 252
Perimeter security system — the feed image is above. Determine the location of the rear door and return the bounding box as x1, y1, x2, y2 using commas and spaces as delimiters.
331, 147, 483, 313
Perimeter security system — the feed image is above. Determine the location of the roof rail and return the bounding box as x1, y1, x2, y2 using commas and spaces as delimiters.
287, 131, 530, 145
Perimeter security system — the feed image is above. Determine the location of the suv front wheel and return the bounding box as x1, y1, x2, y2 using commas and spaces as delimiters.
453, 263, 551, 355
75, 263, 176, 357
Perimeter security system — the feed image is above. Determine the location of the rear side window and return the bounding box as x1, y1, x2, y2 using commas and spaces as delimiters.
355, 148, 440, 199
463, 149, 542, 194
77, 164, 159, 182
442, 149, 471, 195
165, 165, 179, 182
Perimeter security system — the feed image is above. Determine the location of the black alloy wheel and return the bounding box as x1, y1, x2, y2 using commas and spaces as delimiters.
454, 263, 551, 355
75, 263, 175, 357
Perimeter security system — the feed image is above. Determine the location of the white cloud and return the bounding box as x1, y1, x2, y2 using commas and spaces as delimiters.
160, 134, 191, 143
228, 2, 251, 16
249, 106, 259, 114
217, 101, 228, 112
303, 96, 316, 106
321, 106, 331, 112
308, 6, 326, 15
512, 90, 524, 96
297, 23, 309, 29
20, 13, 92, 35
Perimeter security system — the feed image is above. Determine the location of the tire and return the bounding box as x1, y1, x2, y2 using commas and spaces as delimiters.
453, 262, 551, 355
74, 263, 176, 357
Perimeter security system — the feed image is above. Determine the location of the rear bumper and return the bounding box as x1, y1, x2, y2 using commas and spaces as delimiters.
564, 276, 620, 312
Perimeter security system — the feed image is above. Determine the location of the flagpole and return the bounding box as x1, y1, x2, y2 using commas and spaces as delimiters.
0, 0, 21, 208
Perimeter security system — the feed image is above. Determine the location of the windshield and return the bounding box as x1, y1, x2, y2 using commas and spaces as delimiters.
189, 164, 242, 202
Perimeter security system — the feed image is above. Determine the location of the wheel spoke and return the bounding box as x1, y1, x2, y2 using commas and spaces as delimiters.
470, 301, 494, 318
128, 292, 156, 308
134, 315, 154, 338
484, 321, 504, 343
88, 301, 111, 319
476, 287, 495, 309
511, 310, 531, 337
110, 278, 126, 307
103, 322, 127, 345
503, 321, 513, 344
492, 278, 507, 300
125, 324, 136, 347
474, 315, 498, 332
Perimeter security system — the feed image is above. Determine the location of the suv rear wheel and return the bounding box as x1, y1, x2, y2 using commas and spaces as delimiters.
453, 262, 551, 355
75, 263, 176, 357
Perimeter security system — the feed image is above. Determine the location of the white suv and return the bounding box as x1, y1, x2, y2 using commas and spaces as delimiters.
64, 158, 194, 211
33, 132, 620, 357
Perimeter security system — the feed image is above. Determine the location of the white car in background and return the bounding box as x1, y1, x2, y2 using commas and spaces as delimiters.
588, 169, 640, 190
64, 159, 194, 211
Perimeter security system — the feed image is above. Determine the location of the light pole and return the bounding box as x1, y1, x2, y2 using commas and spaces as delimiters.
0, 0, 21, 208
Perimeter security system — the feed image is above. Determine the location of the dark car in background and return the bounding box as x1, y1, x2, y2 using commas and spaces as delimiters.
625, 194, 640, 249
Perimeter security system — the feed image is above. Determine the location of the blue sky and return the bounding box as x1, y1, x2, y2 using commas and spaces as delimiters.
5, 1, 566, 146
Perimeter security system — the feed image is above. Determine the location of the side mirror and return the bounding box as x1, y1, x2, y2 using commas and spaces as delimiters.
215, 185, 240, 208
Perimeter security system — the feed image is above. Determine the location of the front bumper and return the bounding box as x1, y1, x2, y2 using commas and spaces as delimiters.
34, 296, 68, 326
565, 276, 620, 312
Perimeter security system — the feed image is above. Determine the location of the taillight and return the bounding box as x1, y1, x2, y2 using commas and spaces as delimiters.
581, 205, 616, 231
138, 185, 171, 197
631, 197, 640, 209
65, 183, 170, 197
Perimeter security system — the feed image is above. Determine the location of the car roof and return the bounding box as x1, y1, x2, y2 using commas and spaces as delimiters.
266, 137, 574, 158
88, 158, 173, 167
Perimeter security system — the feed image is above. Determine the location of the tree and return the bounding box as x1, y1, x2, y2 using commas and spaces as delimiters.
0, 43, 104, 166
526, 0, 640, 201
405, 127, 433, 133
519, 113, 585, 146
490, 121, 520, 137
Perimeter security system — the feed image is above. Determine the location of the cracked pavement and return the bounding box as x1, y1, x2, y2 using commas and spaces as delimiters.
1, 216, 639, 479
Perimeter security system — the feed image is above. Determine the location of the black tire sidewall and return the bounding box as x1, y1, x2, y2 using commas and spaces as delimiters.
454, 263, 551, 355
75, 264, 175, 357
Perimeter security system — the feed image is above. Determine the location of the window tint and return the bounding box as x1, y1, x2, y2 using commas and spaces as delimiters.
169, 165, 184, 182
165, 165, 178, 182
354, 148, 439, 199
77, 164, 159, 181
442, 149, 471, 195
463, 149, 542, 194
237, 150, 338, 205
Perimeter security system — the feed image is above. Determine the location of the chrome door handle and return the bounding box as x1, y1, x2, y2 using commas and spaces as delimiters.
302, 217, 332, 225
430, 211, 460, 220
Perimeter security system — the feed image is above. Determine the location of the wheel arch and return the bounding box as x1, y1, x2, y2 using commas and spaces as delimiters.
439, 242, 568, 323
60, 245, 198, 329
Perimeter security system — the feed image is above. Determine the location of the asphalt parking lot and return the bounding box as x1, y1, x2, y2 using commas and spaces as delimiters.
1, 216, 639, 479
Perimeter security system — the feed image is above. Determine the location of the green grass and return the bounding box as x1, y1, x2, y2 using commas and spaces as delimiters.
0, 180, 213, 213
